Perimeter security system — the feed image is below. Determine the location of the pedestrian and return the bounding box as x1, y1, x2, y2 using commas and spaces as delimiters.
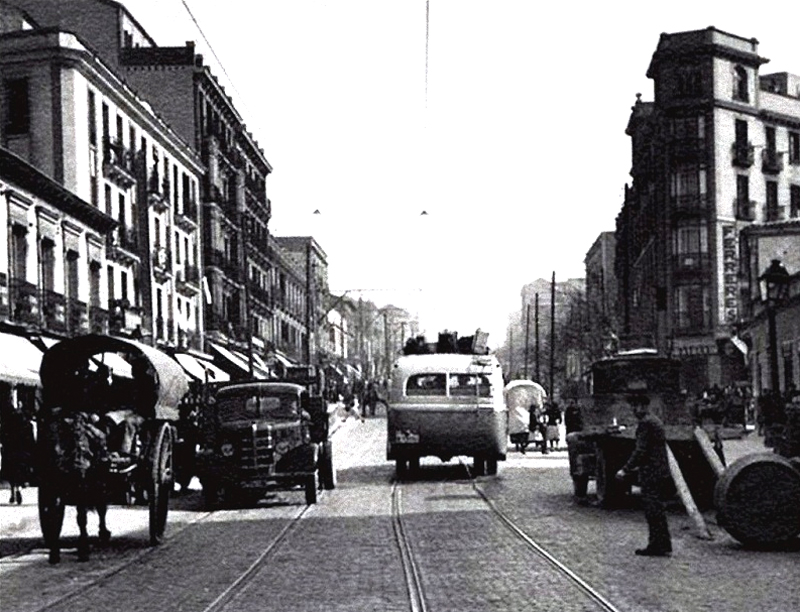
1, 397, 36, 505
615, 393, 673, 557
508, 402, 531, 454
341, 380, 364, 423
545, 401, 562, 451
564, 398, 582, 434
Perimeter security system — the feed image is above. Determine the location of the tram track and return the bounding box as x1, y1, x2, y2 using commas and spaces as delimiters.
392, 461, 625, 612
462, 461, 624, 612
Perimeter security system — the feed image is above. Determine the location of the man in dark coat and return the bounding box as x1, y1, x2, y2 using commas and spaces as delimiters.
616, 394, 672, 557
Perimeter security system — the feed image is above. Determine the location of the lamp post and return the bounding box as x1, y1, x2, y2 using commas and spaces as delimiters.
759, 259, 790, 393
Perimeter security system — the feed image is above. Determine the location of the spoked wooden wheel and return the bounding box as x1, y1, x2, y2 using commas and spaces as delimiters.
149, 422, 174, 545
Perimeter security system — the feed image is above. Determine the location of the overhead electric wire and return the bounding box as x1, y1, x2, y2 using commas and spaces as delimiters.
178, 0, 253, 121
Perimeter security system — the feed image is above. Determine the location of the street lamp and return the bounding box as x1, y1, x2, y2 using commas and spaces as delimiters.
759, 258, 790, 392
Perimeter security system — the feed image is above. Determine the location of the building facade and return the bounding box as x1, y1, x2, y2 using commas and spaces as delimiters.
0, 4, 205, 351
617, 27, 800, 393
584, 231, 618, 360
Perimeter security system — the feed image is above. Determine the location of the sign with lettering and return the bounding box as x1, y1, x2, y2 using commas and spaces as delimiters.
721, 225, 739, 324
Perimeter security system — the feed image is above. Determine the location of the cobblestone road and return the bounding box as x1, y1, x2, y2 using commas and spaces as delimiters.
1, 420, 797, 612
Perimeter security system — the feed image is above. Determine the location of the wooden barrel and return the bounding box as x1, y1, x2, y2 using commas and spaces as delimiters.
715, 452, 800, 546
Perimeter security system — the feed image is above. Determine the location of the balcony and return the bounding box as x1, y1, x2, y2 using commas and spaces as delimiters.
731, 142, 754, 168
106, 226, 140, 265
88, 306, 109, 334
207, 249, 241, 282
176, 198, 199, 231
671, 194, 709, 218
766, 205, 786, 222
66, 298, 89, 335
734, 198, 756, 221
175, 265, 201, 296
0, 273, 9, 319
103, 138, 136, 188
762, 150, 784, 174
39, 289, 66, 332
670, 138, 706, 163
148, 170, 170, 212
109, 298, 143, 335
9, 278, 39, 325
671, 253, 711, 277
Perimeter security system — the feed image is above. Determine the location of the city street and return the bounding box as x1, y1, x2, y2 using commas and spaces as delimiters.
1, 416, 797, 612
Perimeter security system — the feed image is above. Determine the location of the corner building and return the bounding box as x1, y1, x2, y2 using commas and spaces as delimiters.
617, 27, 800, 393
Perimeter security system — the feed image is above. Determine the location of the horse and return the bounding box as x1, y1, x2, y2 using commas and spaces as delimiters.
39, 410, 111, 564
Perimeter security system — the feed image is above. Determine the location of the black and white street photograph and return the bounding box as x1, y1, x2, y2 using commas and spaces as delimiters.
1, 1, 799, 611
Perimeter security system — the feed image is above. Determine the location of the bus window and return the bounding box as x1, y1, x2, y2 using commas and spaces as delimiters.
406, 374, 446, 396
448, 373, 491, 397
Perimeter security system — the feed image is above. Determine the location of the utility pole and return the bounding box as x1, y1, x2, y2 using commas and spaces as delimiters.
523, 303, 531, 379
508, 327, 514, 379
549, 271, 556, 399
383, 310, 390, 381
535, 293, 540, 382
304, 240, 313, 365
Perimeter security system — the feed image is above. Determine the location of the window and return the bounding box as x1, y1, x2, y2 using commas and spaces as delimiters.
674, 284, 711, 331
89, 262, 101, 307
66, 251, 79, 301
670, 166, 707, 198
766, 181, 780, 220
41, 239, 56, 292
735, 119, 748, 145
733, 66, 748, 102
675, 223, 708, 254
791, 185, 800, 218
11, 225, 28, 279
120, 270, 128, 301
104, 185, 112, 216
406, 374, 446, 396
4, 78, 30, 135
107, 265, 115, 303
789, 131, 800, 165
736, 175, 749, 202
672, 116, 705, 139
88, 90, 97, 146
101, 103, 109, 143
765, 126, 777, 154
448, 373, 491, 397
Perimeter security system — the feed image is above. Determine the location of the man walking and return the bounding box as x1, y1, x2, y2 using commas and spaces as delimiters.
616, 394, 672, 557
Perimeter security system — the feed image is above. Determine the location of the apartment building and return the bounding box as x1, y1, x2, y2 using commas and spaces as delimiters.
8, 0, 276, 371
617, 27, 800, 393
584, 231, 618, 361
0, 2, 204, 351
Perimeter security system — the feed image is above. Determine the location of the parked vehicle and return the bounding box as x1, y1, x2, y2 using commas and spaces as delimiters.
566, 349, 719, 509
195, 366, 337, 507
387, 331, 507, 477
37, 334, 188, 561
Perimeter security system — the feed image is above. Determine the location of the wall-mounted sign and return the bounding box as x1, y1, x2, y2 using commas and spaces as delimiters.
722, 225, 739, 324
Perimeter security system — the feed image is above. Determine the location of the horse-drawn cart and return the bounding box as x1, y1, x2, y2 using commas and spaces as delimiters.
37, 334, 189, 563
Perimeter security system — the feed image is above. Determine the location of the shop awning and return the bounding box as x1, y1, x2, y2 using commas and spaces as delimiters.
272, 350, 295, 368
231, 349, 270, 379
209, 341, 266, 379
174, 352, 230, 383
0, 332, 44, 386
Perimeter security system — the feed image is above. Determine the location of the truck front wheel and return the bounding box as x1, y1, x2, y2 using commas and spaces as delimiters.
572, 475, 589, 499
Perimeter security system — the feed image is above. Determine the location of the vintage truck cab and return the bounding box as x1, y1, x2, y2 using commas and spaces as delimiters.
196, 368, 336, 507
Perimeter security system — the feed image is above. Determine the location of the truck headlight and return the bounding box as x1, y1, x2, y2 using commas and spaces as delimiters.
220, 442, 234, 457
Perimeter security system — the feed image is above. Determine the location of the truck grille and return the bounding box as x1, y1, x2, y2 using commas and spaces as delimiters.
234, 429, 274, 472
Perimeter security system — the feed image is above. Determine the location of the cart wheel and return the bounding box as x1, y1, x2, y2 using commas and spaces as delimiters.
38, 483, 65, 564
149, 423, 173, 545
305, 473, 318, 505
396, 458, 408, 479
595, 447, 621, 508
486, 458, 498, 475
320, 441, 337, 490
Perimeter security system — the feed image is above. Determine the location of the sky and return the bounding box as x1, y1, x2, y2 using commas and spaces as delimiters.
126, 0, 797, 347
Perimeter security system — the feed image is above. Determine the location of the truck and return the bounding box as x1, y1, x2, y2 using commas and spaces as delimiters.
195, 366, 337, 508
566, 350, 719, 509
